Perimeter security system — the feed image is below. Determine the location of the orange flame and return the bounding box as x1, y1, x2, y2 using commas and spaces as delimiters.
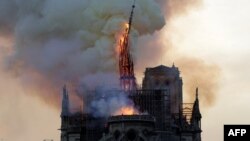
115, 23, 129, 54
125, 23, 129, 29
114, 106, 139, 115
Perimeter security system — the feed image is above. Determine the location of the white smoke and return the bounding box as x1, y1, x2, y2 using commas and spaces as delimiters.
1, 0, 165, 116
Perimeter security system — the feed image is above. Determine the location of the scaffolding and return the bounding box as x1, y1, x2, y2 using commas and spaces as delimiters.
182, 103, 194, 124
130, 90, 170, 130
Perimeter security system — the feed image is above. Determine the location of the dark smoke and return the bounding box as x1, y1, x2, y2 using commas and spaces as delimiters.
0, 0, 165, 115
0, 0, 218, 114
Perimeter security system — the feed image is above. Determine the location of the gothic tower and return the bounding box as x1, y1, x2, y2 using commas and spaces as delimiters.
191, 88, 202, 141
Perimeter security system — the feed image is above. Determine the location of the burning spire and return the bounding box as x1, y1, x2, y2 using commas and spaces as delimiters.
119, 0, 137, 91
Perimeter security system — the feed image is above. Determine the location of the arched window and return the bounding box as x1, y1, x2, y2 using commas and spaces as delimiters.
114, 130, 121, 140
126, 129, 137, 140
139, 137, 145, 141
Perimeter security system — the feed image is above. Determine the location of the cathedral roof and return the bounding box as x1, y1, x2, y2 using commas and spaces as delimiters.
147, 65, 172, 71
145, 65, 180, 76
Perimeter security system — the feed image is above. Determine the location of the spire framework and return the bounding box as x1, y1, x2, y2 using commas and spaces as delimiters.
119, 0, 137, 91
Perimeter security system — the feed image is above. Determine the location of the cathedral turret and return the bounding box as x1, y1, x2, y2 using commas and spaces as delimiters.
192, 88, 202, 121
61, 85, 70, 117
60, 85, 70, 141
191, 88, 202, 141
142, 65, 183, 114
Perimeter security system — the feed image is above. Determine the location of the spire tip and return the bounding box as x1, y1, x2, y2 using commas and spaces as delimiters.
196, 87, 199, 99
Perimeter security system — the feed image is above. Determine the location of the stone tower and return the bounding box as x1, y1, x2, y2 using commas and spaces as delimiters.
142, 65, 183, 114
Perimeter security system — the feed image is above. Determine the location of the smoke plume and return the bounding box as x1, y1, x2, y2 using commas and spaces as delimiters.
155, 0, 202, 19
0, 0, 165, 115
135, 0, 220, 106
176, 57, 220, 105
0, 0, 219, 111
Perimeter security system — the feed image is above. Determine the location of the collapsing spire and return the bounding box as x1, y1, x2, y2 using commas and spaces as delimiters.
128, 0, 136, 34
119, 0, 137, 91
